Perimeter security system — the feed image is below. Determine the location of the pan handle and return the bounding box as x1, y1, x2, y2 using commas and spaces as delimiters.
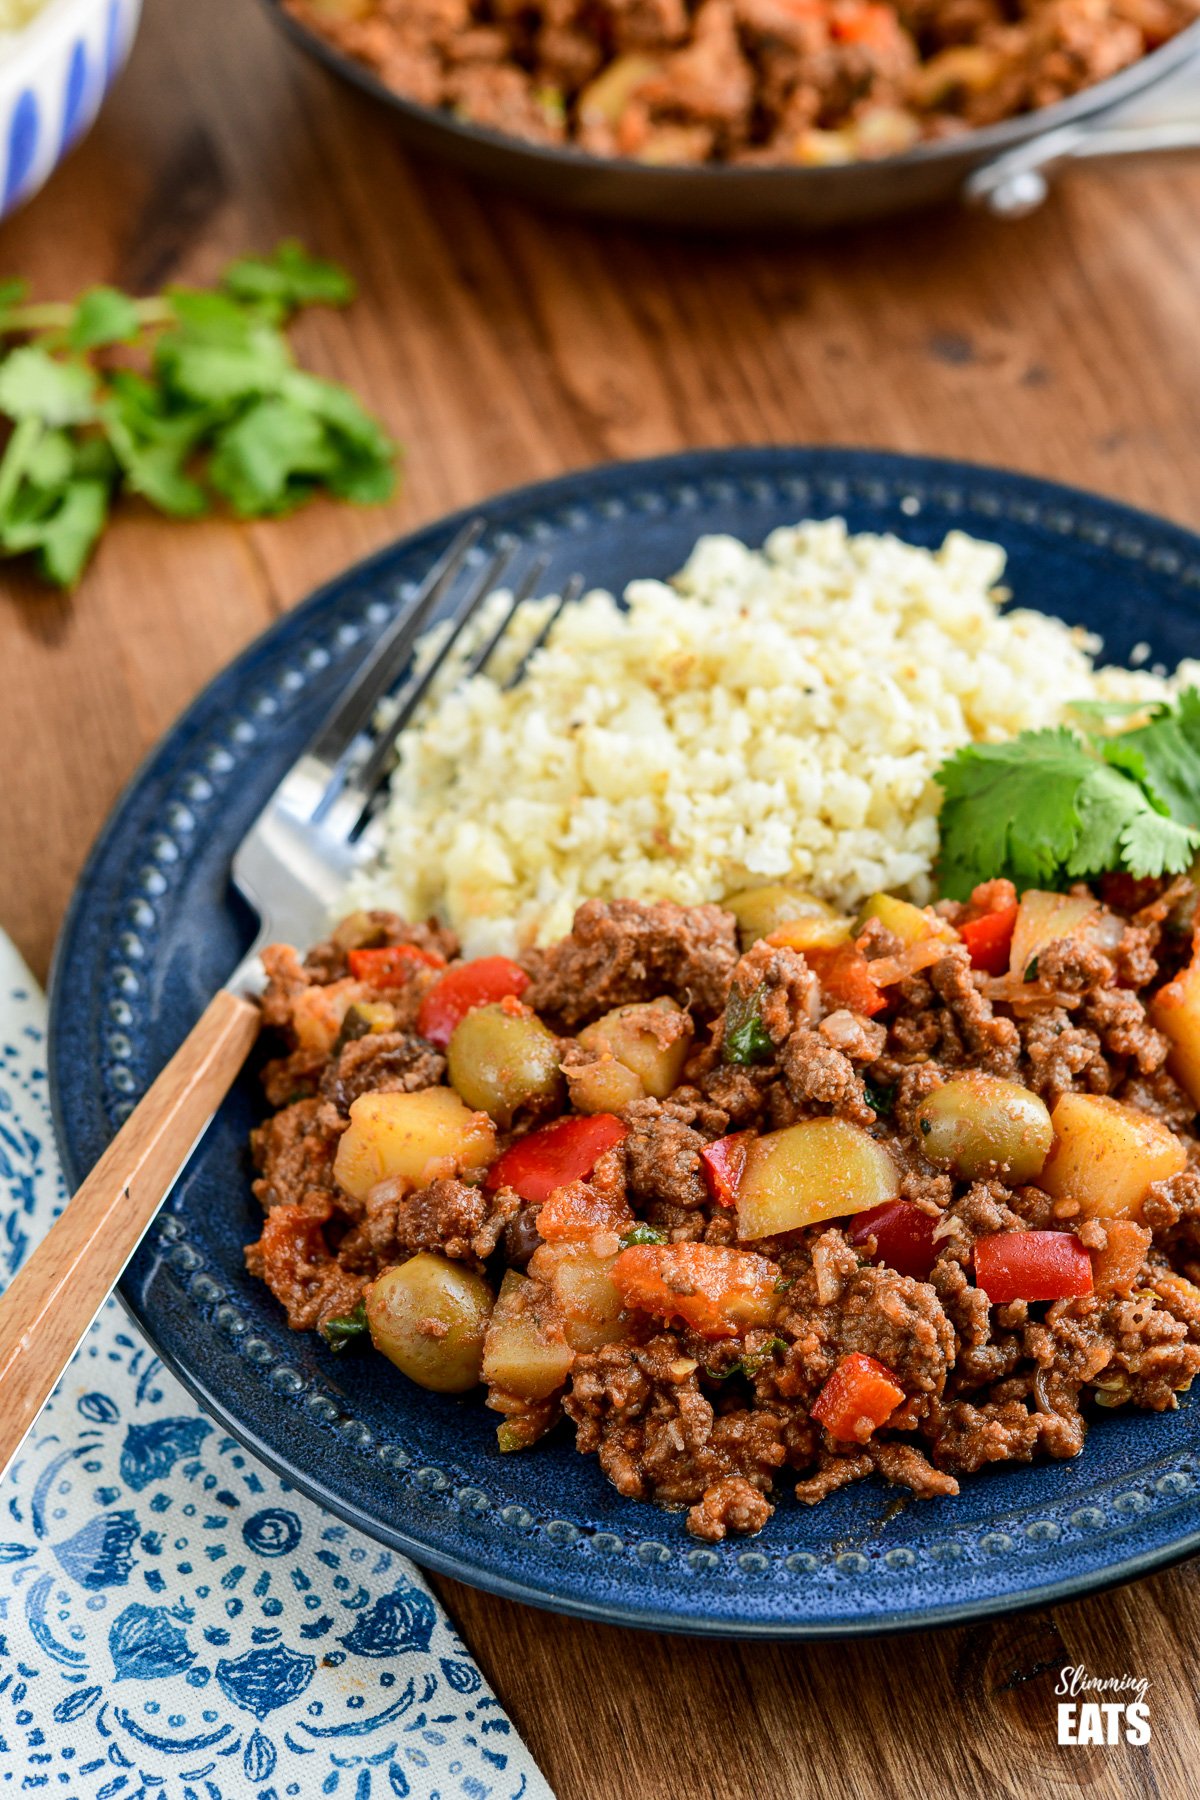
965, 64, 1200, 216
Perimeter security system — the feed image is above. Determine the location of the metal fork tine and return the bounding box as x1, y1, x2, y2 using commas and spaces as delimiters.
461, 553, 549, 682
350, 536, 521, 806
502, 573, 582, 692
308, 516, 483, 792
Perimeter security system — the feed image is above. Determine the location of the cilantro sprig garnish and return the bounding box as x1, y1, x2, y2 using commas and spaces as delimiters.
0, 244, 397, 587
935, 693, 1200, 898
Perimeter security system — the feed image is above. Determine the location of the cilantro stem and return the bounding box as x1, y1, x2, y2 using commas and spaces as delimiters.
1, 297, 176, 334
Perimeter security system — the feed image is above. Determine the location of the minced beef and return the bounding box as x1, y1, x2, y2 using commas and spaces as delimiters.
524, 897, 738, 1024
246, 874, 1200, 1541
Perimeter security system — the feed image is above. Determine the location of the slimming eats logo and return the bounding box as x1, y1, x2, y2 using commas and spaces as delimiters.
1056, 1666, 1151, 1745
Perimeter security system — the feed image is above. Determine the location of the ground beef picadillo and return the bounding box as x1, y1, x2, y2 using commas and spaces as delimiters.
245, 881, 1200, 1541
285, 0, 1199, 168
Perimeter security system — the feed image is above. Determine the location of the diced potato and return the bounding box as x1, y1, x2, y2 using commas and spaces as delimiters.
292, 978, 368, 1055
577, 53, 658, 126
860, 892, 957, 948
482, 1270, 574, 1400
636, 125, 715, 165
566, 1052, 645, 1114
1039, 1092, 1186, 1220
447, 1001, 563, 1127
1008, 890, 1099, 980
1150, 946, 1200, 1107
333, 1088, 496, 1201
736, 1118, 900, 1241
721, 884, 835, 949
795, 128, 856, 167
910, 43, 1004, 107
366, 1255, 493, 1393
532, 1243, 626, 1352
852, 107, 921, 158
577, 997, 692, 1101
915, 1075, 1052, 1182
765, 916, 854, 953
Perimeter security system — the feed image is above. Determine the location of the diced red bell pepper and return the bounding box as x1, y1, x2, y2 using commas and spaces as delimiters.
811, 1352, 904, 1442
347, 943, 446, 987
611, 1242, 780, 1340
701, 1132, 752, 1209
958, 904, 1019, 977
831, 0, 903, 49
416, 956, 530, 1048
973, 1230, 1094, 1304
484, 1113, 629, 1204
848, 1201, 938, 1281
806, 943, 886, 1017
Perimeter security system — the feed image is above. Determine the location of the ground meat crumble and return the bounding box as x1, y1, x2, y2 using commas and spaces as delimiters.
246, 886, 1200, 1540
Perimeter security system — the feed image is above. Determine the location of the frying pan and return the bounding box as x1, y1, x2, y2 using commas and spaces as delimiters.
260, 0, 1200, 228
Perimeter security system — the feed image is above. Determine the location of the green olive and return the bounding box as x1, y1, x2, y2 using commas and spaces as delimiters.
447, 1001, 563, 1127
915, 1076, 1053, 1183
722, 884, 834, 950
365, 1254, 494, 1393
577, 997, 692, 1100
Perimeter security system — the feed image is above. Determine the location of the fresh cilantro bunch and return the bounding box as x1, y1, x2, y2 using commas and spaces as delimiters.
935, 691, 1200, 898
0, 242, 398, 587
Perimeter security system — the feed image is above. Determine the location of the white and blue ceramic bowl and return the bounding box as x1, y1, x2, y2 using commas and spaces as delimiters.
0, 0, 141, 221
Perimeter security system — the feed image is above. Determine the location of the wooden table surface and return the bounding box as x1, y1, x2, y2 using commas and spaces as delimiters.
4, 0, 1200, 1792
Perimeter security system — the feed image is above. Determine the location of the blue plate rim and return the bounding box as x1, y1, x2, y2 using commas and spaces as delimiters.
48, 444, 1200, 1638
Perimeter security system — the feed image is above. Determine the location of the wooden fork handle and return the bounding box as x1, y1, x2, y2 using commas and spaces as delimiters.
0, 987, 260, 1476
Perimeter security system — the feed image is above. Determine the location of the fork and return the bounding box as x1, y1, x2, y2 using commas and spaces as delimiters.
0, 521, 581, 1475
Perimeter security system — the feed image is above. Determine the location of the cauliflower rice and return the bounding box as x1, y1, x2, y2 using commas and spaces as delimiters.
351, 519, 1189, 955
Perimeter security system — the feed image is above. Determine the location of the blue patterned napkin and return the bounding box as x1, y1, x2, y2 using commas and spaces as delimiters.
0, 931, 554, 1800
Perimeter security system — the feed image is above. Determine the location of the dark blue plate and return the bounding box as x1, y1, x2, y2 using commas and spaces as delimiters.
50, 447, 1200, 1637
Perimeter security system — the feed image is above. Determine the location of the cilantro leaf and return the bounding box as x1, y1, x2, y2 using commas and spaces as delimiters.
1118, 805, 1200, 880
935, 715, 1200, 898
208, 396, 339, 516
156, 327, 292, 410
24, 427, 75, 492
0, 477, 110, 586
68, 286, 142, 350
1064, 697, 1154, 724
0, 244, 396, 587
222, 241, 355, 314
935, 729, 1097, 898
1102, 689, 1200, 829
0, 346, 96, 424
279, 370, 398, 504
102, 378, 210, 518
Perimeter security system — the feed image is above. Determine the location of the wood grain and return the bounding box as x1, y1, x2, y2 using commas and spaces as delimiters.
1, 0, 1199, 1790
0, 988, 259, 1474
